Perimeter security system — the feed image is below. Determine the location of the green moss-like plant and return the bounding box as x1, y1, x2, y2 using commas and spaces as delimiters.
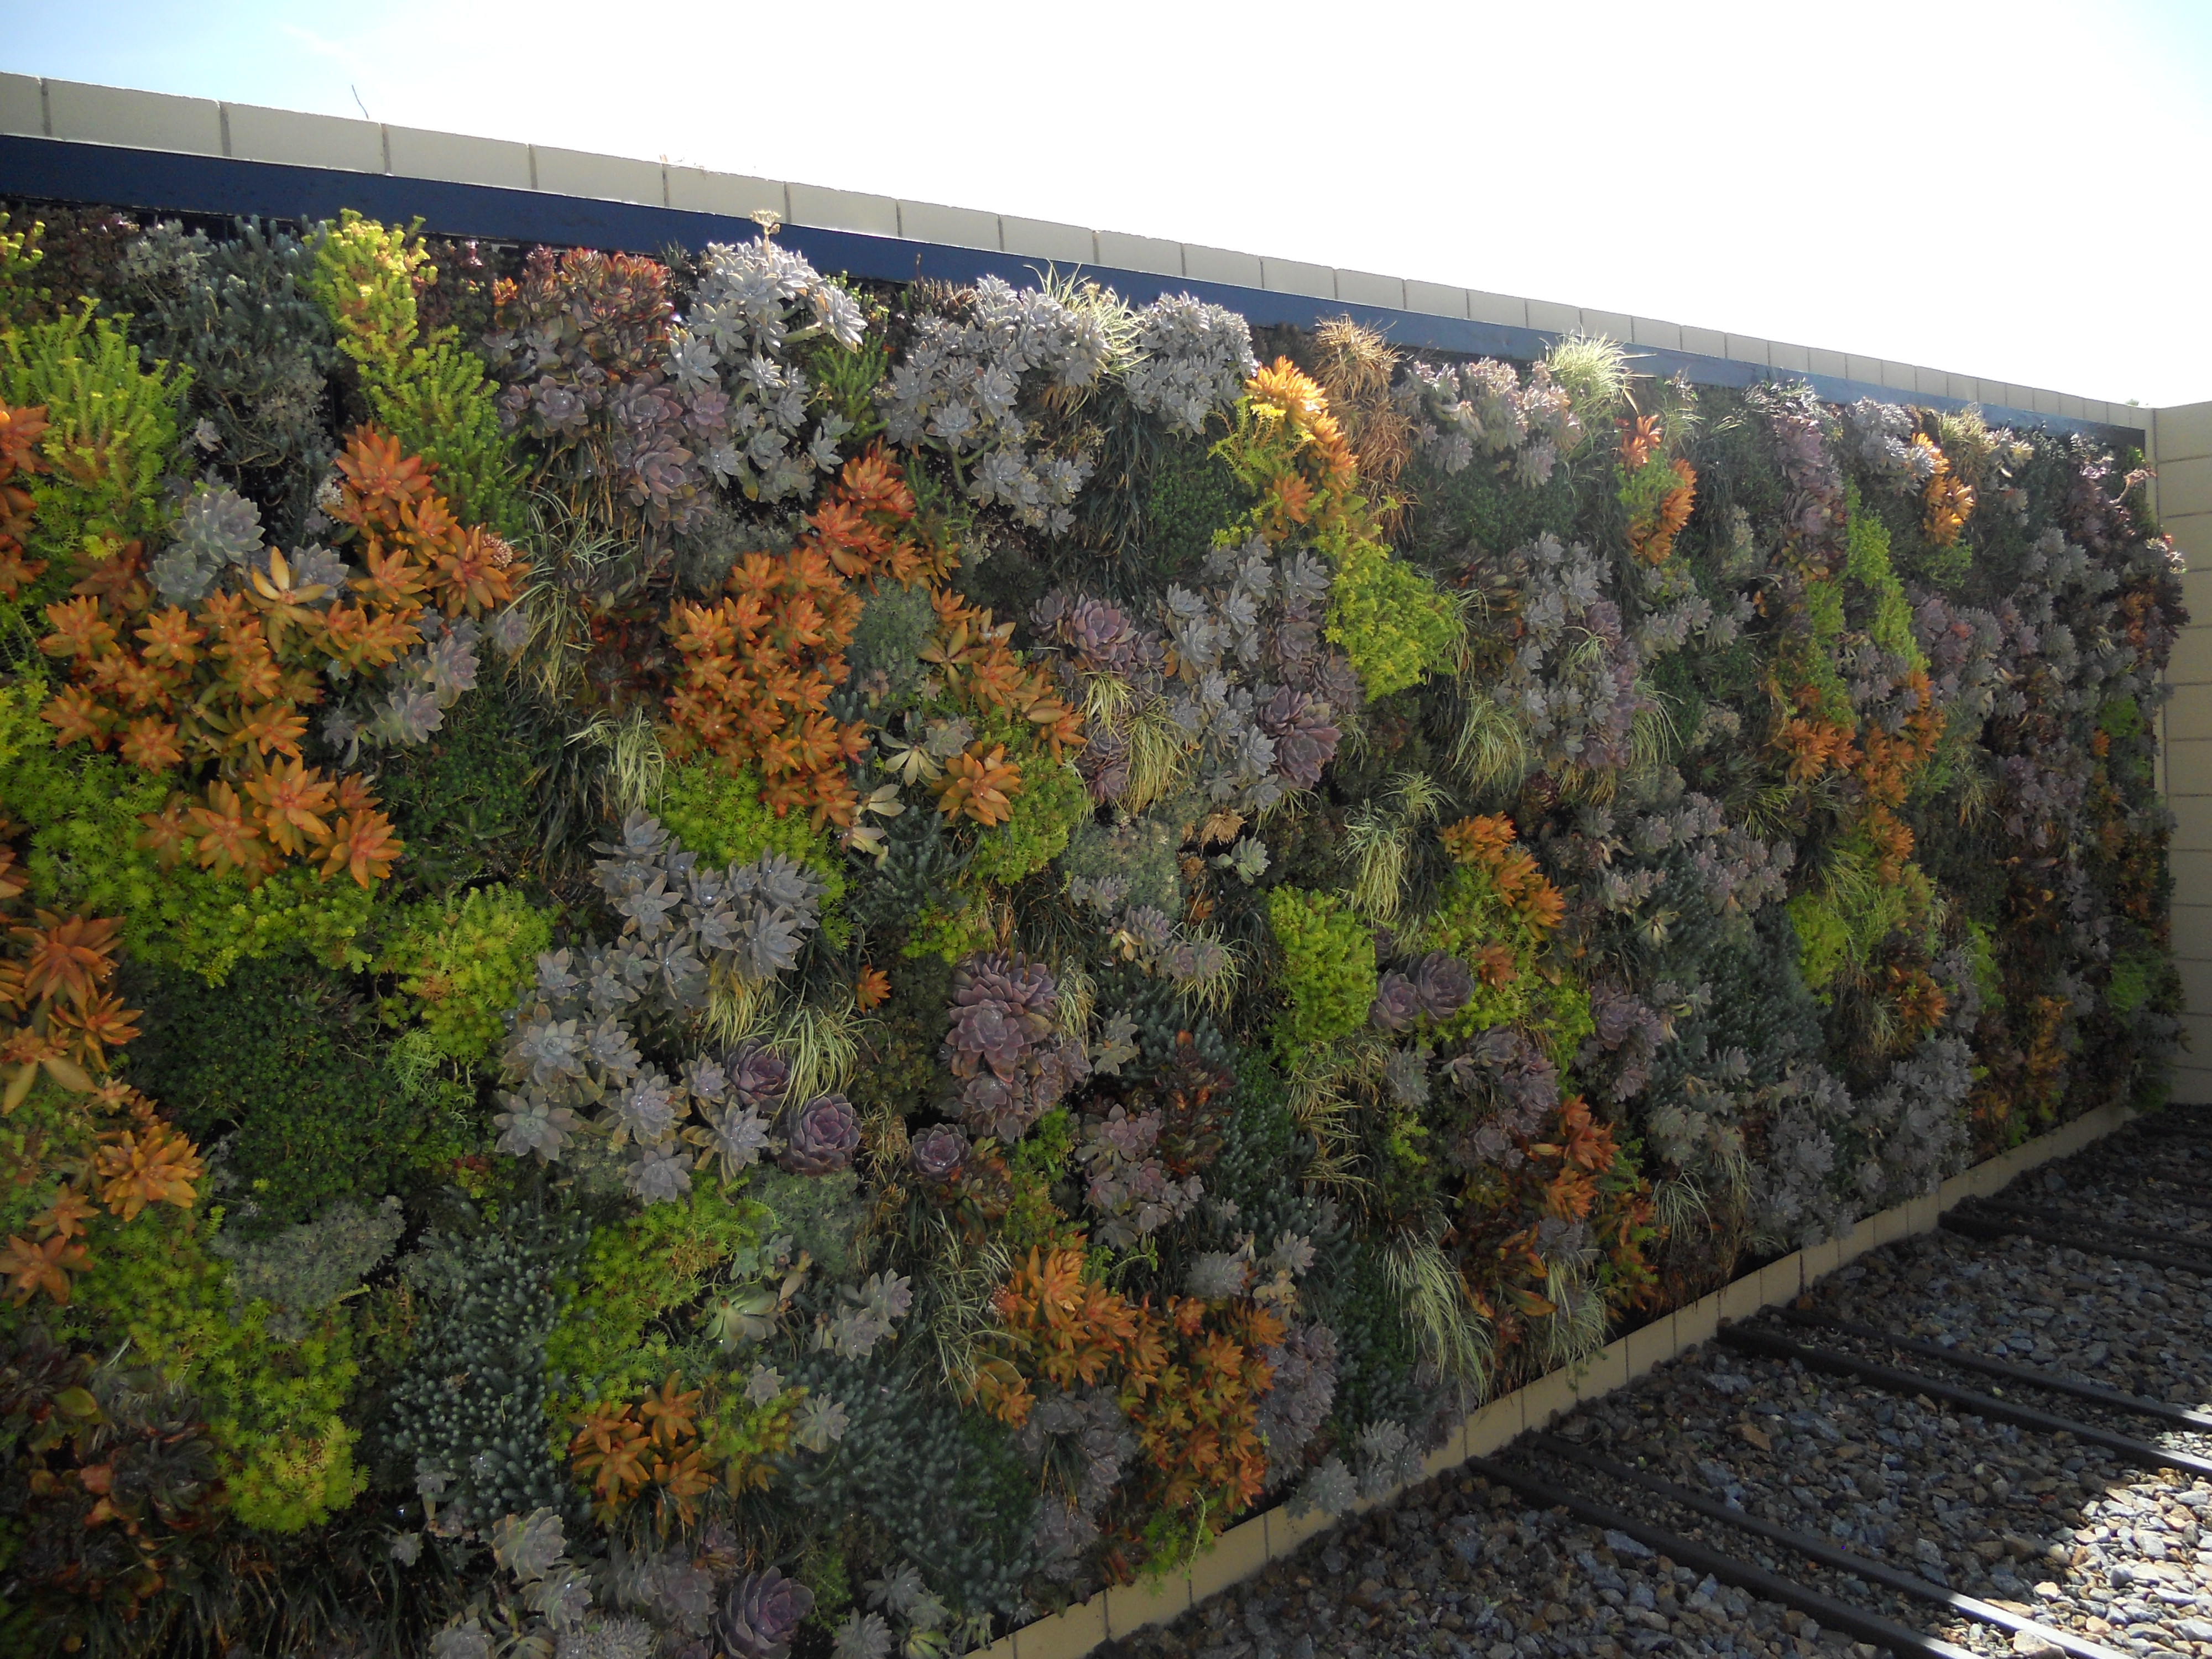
544, 1184, 763, 1422
968, 752, 1088, 885
66, 1204, 366, 1532
377, 885, 553, 1063
656, 757, 848, 915
0, 687, 376, 982
123, 953, 433, 1228
0, 300, 185, 567
1267, 885, 1377, 1052
1324, 535, 1462, 701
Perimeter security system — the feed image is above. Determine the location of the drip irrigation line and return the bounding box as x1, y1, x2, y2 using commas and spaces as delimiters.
1462, 1455, 1983, 1659
1714, 1325, 2212, 1480
1962, 1202, 2212, 1258
1774, 1309, 2212, 1432
1937, 1210, 2212, 1277
1523, 1433, 2127, 1659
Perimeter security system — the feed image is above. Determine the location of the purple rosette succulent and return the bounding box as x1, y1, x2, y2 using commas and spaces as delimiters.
941, 951, 1088, 1141
715, 1568, 815, 1659
911, 1123, 970, 1182
1410, 951, 1474, 1020
726, 1041, 792, 1109
779, 1093, 860, 1175
1370, 972, 1423, 1032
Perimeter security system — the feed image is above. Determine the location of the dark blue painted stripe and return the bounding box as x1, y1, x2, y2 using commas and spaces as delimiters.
1, 133, 2147, 448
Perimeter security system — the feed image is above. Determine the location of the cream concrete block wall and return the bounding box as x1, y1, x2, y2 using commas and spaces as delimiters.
2161, 401, 2212, 1103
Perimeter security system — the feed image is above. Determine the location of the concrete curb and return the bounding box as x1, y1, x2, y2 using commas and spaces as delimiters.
980, 1103, 2140, 1659
0, 71, 2136, 432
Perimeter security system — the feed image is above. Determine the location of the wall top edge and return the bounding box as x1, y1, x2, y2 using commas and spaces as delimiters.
0, 86, 2153, 442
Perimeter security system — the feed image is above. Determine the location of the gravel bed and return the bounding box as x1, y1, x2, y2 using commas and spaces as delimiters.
1095, 1113, 2212, 1659
1097, 1470, 1864, 1659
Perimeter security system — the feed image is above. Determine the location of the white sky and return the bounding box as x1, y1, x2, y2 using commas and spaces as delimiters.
7, 1, 2210, 407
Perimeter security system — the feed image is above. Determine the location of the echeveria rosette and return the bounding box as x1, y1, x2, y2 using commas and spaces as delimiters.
716, 1568, 816, 1659
941, 951, 1089, 1142
780, 1093, 860, 1176
911, 1124, 970, 1183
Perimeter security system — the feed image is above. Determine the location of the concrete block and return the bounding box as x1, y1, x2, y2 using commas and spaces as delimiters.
534, 145, 662, 205
1936, 1170, 1976, 1210
2182, 958, 2212, 1016
1630, 316, 1682, 351
2157, 401, 2212, 463
1768, 341, 1812, 374
1405, 279, 1469, 319
1680, 324, 1726, 359
978, 1632, 1018, 1659
1183, 243, 1262, 288
1096, 230, 1182, 276
1915, 366, 1948, 397
1903, 1192, 1942, 1238
223, 101, 382, 173
1840, 353, 1879, 385
2177, 573, 2212, 625
1465, 1392, 1525, 1457
1808, 347, 1849, 382
899, 199, 1000, 251
1519, 1366, 1577, 1431
2171, 738, 2212, 795
1014, 1596, 1105, 1659
1333, 268, 1404, 309
2173, 794, 2212, 853
2177, 848, 2212, 897
1261, 257, 1336, 299
1757, 1254, 1803, 1309
2171, 627, 2212, 687
666, 166, 786, 222
1798, 1234, 1844, 1287
1526, 298, 1581, 335
1186, 1517, 1269, 1606
2059, 393, 2087, 420
1000, 216, 1094, 266
1715, 1269, 1767, 1327
787, 181, 898, 237
384, 124, 530, 189
1832, 1215, 1874, 1266
46, 79, 221, 155
1673, 1292, 1721, 1353
1947, 374, 1982, 404
2163, 456, 2212, 516
1624, 1314, 1676, 1381
1265, 1501, 1335, 1559
1723, 333, 1769, 366
1582, 308, 1633, 342
1879, 361, 1918, 392
2030, 387, 2062, 416
2175, 905, 2212, 962
1468, 289, 1530, 328
1103, 1574, 1188, 1638
2168, 512, 2212, 568
1572, 1338, 1632, 1402
0, 73, 40, 137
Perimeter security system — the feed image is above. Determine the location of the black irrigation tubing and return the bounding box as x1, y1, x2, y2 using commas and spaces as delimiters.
1715, 1325, 2212, 1481
1773, 1308, 2212, 1433
1522, 1433, 2128, 1659
1959, 1202, 2212, 1259
1461, 1455, 1983, 1659
1937, 1210, 2212, 1277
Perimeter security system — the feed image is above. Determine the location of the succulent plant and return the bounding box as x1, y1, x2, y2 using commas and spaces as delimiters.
941, 951, 1089, 1141
780, 1092, 860, 1175
1123, 292, 1258, 435
715, 1568, 816, 1659
911, 1123, 969, 1182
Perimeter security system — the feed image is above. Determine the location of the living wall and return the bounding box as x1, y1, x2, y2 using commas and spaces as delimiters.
0, 201, 2183, 1657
